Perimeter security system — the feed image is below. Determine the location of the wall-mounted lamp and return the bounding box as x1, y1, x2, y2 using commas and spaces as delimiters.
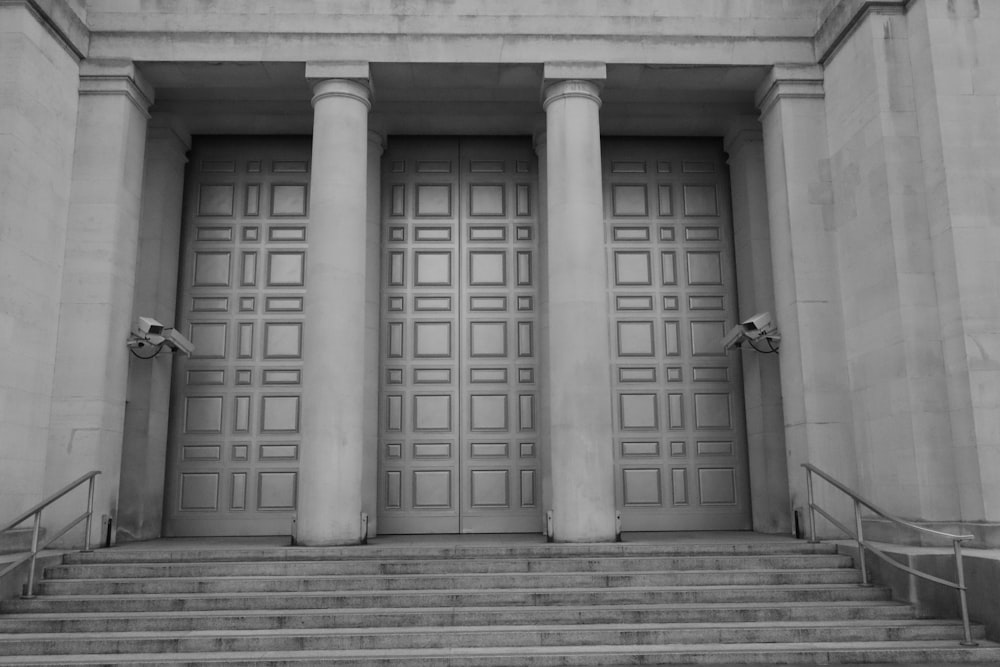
126, 316, 195, 359
722, 312, 780, 354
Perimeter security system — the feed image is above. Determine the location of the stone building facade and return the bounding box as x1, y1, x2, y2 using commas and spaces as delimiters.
2, 0, 998, 550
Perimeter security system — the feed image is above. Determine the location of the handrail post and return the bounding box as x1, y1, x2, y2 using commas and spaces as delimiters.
805, 467, 818, 544
854, 498, 870, 586
22, 512, 42, 599
954, 540, 977, 646
82, 474, 96, 553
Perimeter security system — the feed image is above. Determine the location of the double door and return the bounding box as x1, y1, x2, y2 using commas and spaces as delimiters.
377, 137, 542, 534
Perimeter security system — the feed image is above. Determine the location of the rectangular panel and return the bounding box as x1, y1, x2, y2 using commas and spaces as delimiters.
670, 441, 686, 457
471, 470, 509, 507
414, 442, 452, 458
389, 252, 405, 286
268, 226, 306, 242
614, 251, 652, 286
235, 370, 252, 385
263, 322, 302, 359
386, 395, 402, 431
238, 322, 254, 359
687, 251, 723, 285
613, 227, 650, 241
469, 184, 505, 216
689, 295, 725, 310
685, 226, 721, 241
391, 184, 406, 216
616, 296, 653, 311
696, 441, 734, 456
414, 368, 452, 383
470, 394, 507, 430
242, 225, 259, 241
683, 184, 719, 217
416, 184, 452, 216
470, 160, 504, 173
414, 321, 452, 357
672, 468, 689, 505
265, 297, 304, 312
193, 252, 231, 286
260, 395, 300, 433
234, 395, 250, 433
470, 296, 506, 311
664, 321, 680, 356
469, 226, 506, 241
198, 184, 234, 217
259, 444, 298, 460
387, 322, 404, 358
516, 184, 531, 216
694, 393, 732, 429
245, 184, 260, 216
617, 321, 655, 357
612, 184, 648, 216
658, 185, 673, 216
196, 226, 233, 242
520, 442, 536, 457
692, 367, 729, 382
202, 160, 235, 173
385, 471, 402, 509
415, 226, 452, 242
619, 367, 656, 382
182, 445, 221, 461
470, 368, 507, 383
620, 393, 658, 430
413, 470, 452, 507
239, 297, 255, 312
622, 468, 662, 506
184, 396, 223, 433
470, 322, 507, 357
257, 471, 297, 510
471, 442, 508, 457
272, 160, 308, 173
667, 393, 684, 429
191, 297, 229, 312
414, 296, 452, 311
469, 251, 506, 285
519, 394, 534, 430
190, 323, 227, 358
520, 470, 536, 507
415, 251, 452, 285
517, 322, 533, 357
231, 473, 247, 511
691, 321, 726, 356
660, 252, 677, 285
232, 444, 249, 461
611, 161, 647, 173
416, 161, 451, 173
187, 370, 225, 385
263, 369, 301, 384
516, 252, 532, 286
179, 473, 219, 510
414, 394, 451, 431
699, 468, 737, 505
266, 251, 305, 286
271, 184, 308, 217
622, 441, 660, 457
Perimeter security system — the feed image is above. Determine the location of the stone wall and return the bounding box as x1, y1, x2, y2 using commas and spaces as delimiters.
0, 2, 81, 527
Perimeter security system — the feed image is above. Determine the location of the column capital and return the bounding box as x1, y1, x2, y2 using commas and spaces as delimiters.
78, 60, 155, 117
754, 64, 824, 117
542, 80, 603, 111
311, 78, 373, 111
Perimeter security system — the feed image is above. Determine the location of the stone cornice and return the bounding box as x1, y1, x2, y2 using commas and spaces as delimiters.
754, 64, 825, 117
78, 61, 155, 118
814, 0, 908, 64
0, 0, 89, 60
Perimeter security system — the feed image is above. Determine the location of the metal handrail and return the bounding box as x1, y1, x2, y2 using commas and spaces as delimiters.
802, 463, 976, 646
0, 470, 100, 598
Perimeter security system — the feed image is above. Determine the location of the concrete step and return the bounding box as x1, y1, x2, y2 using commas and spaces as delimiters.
1, 583, 894, 614
1, 640, 999, 665
33, 567, 862, 595
57, 540, 840, 564
44, 553, 855, 578
0, 620, 985, 656
0, 600, 917, 633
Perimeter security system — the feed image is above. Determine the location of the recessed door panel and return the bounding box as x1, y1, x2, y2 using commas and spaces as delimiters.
165, 137, 311, 536
604, 138, 751, 531
378, 137, 541, 534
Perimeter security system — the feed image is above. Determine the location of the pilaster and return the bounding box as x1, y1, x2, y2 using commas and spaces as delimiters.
46, 60, 154, 547
755, 65, 857, 537
723, 118, 790, 534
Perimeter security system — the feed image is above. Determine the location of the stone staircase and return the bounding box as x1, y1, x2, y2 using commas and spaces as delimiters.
1, 538, 998, 665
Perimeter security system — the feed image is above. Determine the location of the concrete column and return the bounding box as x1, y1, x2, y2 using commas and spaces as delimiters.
46, 61, 154, 547
296, 66, 372, 545
541, 65, 617, 542
756, 65, 857, 536
362, 129, 385, 537
118, 115, 190, 543
724, 120, 790, 535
